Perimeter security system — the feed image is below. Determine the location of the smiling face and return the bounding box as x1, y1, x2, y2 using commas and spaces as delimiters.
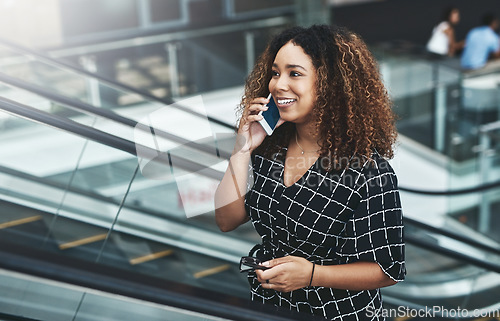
268, 41, 317, 125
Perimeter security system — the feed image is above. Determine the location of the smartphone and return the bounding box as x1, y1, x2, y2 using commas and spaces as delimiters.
258, 94, 280, 136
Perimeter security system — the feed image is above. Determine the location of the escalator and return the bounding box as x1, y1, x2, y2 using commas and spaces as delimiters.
0, 40, 499, 321
0, 80, 313, 320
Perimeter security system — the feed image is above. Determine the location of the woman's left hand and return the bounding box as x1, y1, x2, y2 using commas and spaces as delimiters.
255, 256, 314, 293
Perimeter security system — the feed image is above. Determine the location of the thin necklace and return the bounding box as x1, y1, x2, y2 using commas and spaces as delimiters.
295, 133, 320, 155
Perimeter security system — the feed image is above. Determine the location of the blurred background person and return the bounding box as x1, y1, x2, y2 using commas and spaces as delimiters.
426, 6, 464, 57
461, 13, 500, 69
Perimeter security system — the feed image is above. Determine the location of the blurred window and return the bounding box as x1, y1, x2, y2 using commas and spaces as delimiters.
225, 0, 294, 18
60, 0, 138, 37
149, 0, 183, 23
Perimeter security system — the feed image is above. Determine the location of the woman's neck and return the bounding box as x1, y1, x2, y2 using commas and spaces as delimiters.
295, 122, 321, 152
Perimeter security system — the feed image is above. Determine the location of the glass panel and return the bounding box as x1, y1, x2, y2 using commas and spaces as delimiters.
75, 292, 230, 321
0, 17, 289, 102
450, 126, 500, 242
0, 269, 231, 321
0, 108, 252, 297
376, 46, 500, 244
177, 35, 247, 94
0, 44, 152, 110
0, 83, 137, 141
383, 242, 500, 315
0, 43, 238, 146
0, 110, 134, 262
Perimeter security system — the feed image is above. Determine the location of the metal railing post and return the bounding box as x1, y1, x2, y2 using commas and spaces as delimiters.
79, 55, 102, 108
432, 62, 446, 153
165, 43, 180, 98
245, 31, 255, 75
478, 129, 493, 234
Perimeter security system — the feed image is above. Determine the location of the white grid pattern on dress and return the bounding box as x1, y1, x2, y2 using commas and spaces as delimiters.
244, 148, 405, 321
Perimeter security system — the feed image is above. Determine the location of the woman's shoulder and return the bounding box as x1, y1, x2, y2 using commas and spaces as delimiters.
353, 152, 398, 189
436, 21, 451, 31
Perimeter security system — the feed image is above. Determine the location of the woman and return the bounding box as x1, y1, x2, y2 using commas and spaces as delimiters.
215, 25, 405, 321
427, 7, 464, 57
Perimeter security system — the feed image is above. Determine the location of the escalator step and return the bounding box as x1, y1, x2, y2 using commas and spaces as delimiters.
0, 216, 42, 229
193, 264, 231, 279
58, 233, 108, 250
0, 220, 58, 250
129, 249, 174, 265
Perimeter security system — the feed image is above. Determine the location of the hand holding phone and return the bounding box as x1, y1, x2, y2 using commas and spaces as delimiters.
258, 94, 280, 136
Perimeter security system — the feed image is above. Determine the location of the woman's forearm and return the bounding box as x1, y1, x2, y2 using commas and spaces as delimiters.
312, 261, 396, 291
214, 150, 252, 232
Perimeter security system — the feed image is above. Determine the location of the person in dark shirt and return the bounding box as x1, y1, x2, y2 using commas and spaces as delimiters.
215, 25, 405, 321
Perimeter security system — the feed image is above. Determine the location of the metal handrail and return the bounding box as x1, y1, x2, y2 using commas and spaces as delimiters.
399, 181, 500, 195
46, 17, 289, 57
405, 216, 500, 255
0, 96, 224, 182
405, 232, 500, 273
0, 71, 233, 160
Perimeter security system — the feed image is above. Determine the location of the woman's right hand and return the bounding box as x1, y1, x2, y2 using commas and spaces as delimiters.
236, 97, 283, 154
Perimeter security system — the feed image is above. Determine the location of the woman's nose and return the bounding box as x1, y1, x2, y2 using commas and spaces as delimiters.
274, 75, 289, 91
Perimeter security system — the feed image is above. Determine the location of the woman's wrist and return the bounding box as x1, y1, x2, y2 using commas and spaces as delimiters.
308, 262, 316, 287
230, 149, 252, 164
232, 133, 253, 155
309, 264, 329, 288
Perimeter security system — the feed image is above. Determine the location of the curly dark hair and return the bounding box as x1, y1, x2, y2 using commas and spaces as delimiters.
238, 25, 397, 170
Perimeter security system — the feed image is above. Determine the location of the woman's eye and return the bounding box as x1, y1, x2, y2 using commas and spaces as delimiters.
271, 70, 279, 77
290, 71, 301, 77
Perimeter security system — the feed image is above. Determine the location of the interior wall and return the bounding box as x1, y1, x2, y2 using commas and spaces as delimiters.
333, 0, 500, 46
0, 0, 63, 47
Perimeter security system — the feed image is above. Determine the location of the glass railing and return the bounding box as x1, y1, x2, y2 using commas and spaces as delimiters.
343, 45, 500, 316
375, 45, 500, 244
0, 99, 254, 298
0, 43, 237, 145
383, 227, 500, 319
0, 240, 320, 321
0, 16, 291, 104
0, 93, 334, 321
0, 268, 231, 321
377, 54, 462, 155
2, 87, 500, 320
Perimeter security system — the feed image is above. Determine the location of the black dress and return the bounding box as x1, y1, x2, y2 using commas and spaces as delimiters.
244, 147, 405, 321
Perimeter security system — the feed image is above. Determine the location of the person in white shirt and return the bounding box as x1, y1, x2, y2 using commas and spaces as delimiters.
427, 7, 464, 57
